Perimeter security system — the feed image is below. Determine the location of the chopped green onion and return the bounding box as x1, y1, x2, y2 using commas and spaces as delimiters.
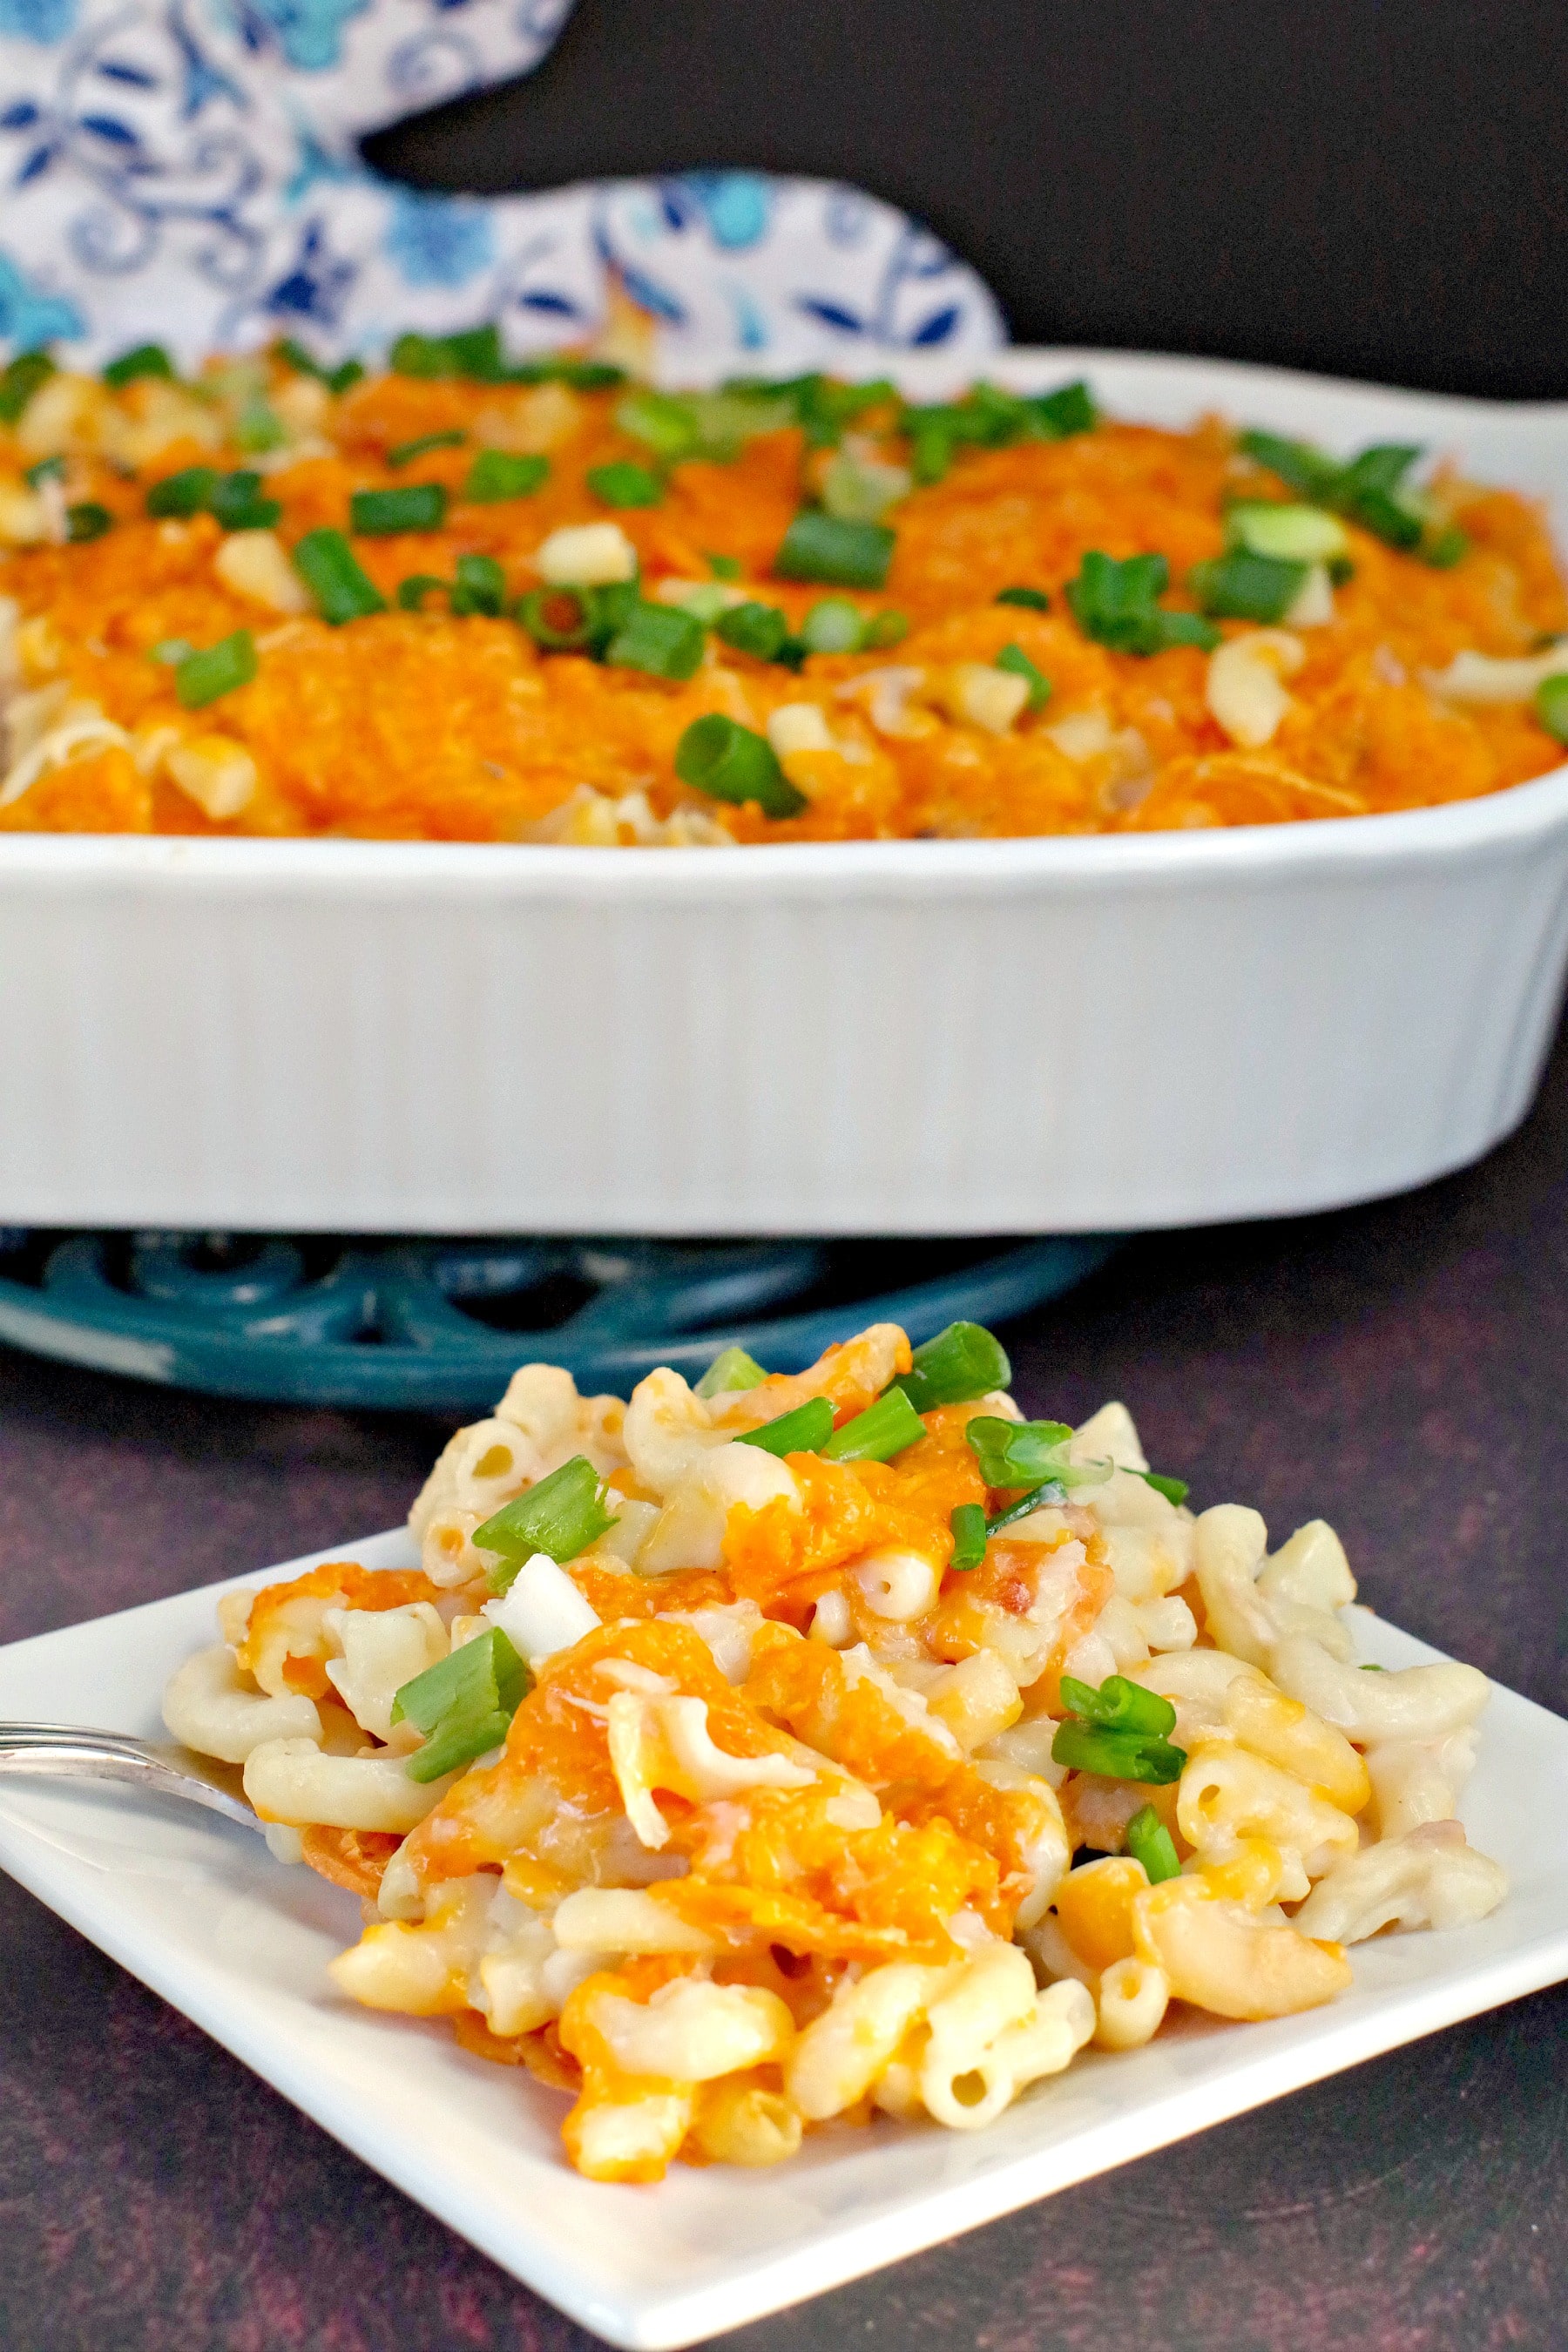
1134, 1468, 1190, 1506
511, 356, 625, 391
388, 429, 467, 468
706, 552, 742, 581
821, 450, 909, 524
474, 1454, 619, 1586
393, 1625, 529, 1783
464, 449, 549, 503
820, 1386, 926, 1463
863, 609, 909, 649
695, 1345, 767, 1397
65, 502, 113, 544
983, 1484, 1064, 1531
714, 601, 796, 665
1239, 429, 1345, 504
1423, 526, 1469, 569
208, 470, 280, 531
233, 396, 286, 455
1536, 675, 1568, 745
1125, 1803, 1181, 1883
674, 713, 806, 818
587, 461, 663, 509
450, 553, 507, 617
997, 585, 1050, 611
1059, 1673, 1178, 1737
292, 528, 388, 623
603, 599, 706, 680
1361, 1663, 1386, 1672
390, 324, 508, 382
396, 574, 449, 612
1188, 549, 1308, 624
277, 340, 363, 394
175, 630, 257, 710
146, 466, 220, 518
1030, 380, 1098, 438
516, 585, 597, 651
966, 1415, 1112, 1495
774, 511, 895, 590
149, 639, 194, 666
103, 342, 174, 389
0, 349, 55, 426
24, 456, 64, 488
351, 483, 447, 535
994, 642, 1051, 709
895, 1321, 1010, 1412
1226, 502, 1348, 564
1065, 551, 1220, 656
664, 581, 741, 625
616, 389, 703, 463
800, 598, 866, 654
736, 1397, 835, 1456
948, 1503, 989, 1572
1050, 1720, 1186, 1784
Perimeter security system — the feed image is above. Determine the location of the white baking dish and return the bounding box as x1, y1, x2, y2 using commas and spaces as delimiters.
3, 349, 1568, 1236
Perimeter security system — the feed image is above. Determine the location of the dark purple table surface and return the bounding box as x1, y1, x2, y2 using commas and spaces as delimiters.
4, 1032, 1568, 2352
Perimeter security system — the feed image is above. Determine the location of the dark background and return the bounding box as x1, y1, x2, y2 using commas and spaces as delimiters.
365, 0, 1568, 401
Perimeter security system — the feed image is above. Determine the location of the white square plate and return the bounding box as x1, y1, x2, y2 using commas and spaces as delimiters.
2, 1531, 1566, 2350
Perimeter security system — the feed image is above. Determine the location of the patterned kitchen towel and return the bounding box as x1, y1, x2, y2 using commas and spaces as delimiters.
0, 0, 1004, 367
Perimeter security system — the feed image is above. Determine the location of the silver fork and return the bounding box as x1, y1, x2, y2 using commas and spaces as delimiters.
0, 1723, 261, 1832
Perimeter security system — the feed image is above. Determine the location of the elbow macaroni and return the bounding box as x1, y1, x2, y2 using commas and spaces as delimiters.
159, 1324, 1510, 2185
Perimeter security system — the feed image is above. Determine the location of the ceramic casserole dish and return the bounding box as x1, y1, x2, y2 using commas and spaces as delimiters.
3, 348, 1567, 1236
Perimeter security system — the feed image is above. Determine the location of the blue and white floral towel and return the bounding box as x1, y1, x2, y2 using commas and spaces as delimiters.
0, 0, 1004, 369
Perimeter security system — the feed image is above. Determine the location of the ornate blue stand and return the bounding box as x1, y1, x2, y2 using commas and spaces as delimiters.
0, 1231, 1119, 1412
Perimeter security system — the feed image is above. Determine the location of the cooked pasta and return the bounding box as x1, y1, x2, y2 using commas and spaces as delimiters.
162, 1317, 1508, 2182
5, 335, 1568, 843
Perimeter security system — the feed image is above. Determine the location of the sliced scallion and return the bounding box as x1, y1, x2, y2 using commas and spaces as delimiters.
65, 502, 113, 543
948, 1503, 989, 1572
1065, 550, 1220, 656
1125, 1803, 1181, 1882
588, 461, 663, 509
706, 552, 742, 581
1134, 1468, 1190, 1506
145, 466, 220, 518
603, 599, 706, 679
820, 1386, 926, 1463
516, 585, 597, 651
674, 713, 806, 818
895, 1321, 1010, 1412
208, 470, 280, 531
393, 1625, 529, 1783
997, 585, 1050, 611
736, 1396, 835, 1456
1226, 502, 1348, 564
174, 630, 257, 710
994, 642, 1050, 709
1188, 549, 1308, 624
450, 553, 507, 616
24, 456, 64, 488
1059, 1673, 1178, 1737
714, 601, 794, 664
474, 1454, 619, 1587
774, 511, 895, 590
1536, 674, 1568, 745
0, 349, 55, 426
103, 342, 174, 389
800, 598, 865, 654
695, 1345, 767, 1397
396, 574, 449, 612
863, 609, 909, 648
351, 483, 447, 535
1051, 1720, 1186, 1783
388, 429, 467, 468
292, 528, 387, 623
464, 449, 548, 503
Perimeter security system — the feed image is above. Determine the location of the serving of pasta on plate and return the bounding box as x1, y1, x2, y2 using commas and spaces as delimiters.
161, 1321, 1508, 2184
